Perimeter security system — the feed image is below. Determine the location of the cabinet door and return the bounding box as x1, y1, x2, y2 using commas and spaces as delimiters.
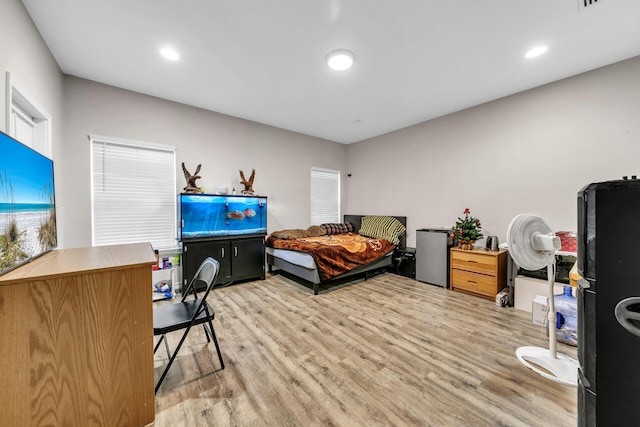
232, 237, 265, 281
183, 241, 232, 289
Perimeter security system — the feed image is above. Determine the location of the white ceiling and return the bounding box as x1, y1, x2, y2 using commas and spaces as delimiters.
21, 0, 640, 144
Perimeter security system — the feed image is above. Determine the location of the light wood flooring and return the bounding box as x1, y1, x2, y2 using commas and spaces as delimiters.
154, 272, 577, 426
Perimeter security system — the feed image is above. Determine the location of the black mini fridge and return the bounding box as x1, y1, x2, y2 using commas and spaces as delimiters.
577, 178, 640, 426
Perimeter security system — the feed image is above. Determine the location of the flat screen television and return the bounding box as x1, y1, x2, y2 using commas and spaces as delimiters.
179, 194, 267, 240
0, 130, 57, 276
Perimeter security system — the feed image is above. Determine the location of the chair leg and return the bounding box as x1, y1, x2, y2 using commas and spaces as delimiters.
207, 317, 225, 370
154, 316, 225, 393
202, 324, 212, 343
202, 303, 214, 343
154, 334, 165, 354
154, 334, 172, 359
155, 325, 195, 394
163, 335, 171, 360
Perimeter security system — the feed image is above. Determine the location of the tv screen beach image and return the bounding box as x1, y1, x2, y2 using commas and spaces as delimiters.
0, 132, 56, 275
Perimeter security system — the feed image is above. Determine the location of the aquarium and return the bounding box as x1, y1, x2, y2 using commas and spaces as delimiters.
179, 194, 267, 240
0, 130, 57, 276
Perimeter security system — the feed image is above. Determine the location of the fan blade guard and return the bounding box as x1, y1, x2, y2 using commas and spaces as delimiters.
507, 213, 557, 271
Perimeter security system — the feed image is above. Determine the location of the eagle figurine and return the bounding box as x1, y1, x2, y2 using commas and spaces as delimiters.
239, 169, 256, 195
182, 163, 202, 194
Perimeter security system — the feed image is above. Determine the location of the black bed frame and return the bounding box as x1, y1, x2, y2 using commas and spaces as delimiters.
267, 214, 407, 295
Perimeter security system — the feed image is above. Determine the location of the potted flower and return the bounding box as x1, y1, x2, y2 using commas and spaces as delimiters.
450, 208, 483, 250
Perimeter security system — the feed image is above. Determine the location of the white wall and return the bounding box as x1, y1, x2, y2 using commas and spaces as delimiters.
61, 77, 347, 248
346, 56, 640, 248
0, 0, 63, 135
0, 0, 65, 237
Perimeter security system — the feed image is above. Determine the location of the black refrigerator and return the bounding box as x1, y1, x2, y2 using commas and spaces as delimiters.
577, 178, 640, 426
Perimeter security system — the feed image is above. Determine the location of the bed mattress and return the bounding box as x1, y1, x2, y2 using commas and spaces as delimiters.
266, 247, 317, 270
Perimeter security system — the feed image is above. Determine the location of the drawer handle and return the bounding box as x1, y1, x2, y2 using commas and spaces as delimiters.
468, 280, 477, 284
468, 260, 478, 263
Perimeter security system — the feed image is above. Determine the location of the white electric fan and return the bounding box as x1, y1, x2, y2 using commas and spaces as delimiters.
507, 213, 578, 387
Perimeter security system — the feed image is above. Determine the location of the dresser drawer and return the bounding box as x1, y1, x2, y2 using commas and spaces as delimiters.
451, 269, 498, 298
450, 250, 496, 275
449, 248, 508, 300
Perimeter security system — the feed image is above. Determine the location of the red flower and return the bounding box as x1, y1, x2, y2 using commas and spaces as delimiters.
463, 208, 470, 215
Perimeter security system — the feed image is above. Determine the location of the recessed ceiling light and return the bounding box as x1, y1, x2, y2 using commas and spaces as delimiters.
525, 46, 548, 59
160, 47, 180, 61
326, 49, 355, 71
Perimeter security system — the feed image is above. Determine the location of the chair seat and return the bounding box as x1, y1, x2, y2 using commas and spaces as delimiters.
153, 299, 214, 335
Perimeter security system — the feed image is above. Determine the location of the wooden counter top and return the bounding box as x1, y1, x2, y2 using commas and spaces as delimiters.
0, 242, 156, 285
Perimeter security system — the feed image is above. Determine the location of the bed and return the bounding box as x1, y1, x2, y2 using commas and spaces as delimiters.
266, 214, 407, 294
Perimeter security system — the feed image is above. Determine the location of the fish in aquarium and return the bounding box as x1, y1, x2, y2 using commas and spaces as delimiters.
227, 210, 245, 220
226, 208, 257, 220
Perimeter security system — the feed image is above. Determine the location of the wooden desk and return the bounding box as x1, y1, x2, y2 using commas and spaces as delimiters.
0, 243, 156, 426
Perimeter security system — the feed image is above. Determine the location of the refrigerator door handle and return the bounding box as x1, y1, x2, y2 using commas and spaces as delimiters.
578, 367, 591, 388
615, 297, 640, 338
578, 277, 590, 289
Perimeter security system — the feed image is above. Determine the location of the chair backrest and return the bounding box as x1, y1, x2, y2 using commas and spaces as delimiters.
181, 257, 220, 303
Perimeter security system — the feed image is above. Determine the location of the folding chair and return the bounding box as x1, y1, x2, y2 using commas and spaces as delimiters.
153, 257, 225, 393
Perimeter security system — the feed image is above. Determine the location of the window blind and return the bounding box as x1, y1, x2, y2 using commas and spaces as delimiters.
310, 167, 340, 225
90, 135, 177, 250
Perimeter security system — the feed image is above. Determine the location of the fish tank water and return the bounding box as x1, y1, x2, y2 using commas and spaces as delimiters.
179, 194, 267, 240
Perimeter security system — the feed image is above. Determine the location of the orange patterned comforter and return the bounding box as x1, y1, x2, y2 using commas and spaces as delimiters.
266, 232, 395, 281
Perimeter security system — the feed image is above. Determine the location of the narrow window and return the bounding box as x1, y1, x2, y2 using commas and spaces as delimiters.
310, 167, 340, 225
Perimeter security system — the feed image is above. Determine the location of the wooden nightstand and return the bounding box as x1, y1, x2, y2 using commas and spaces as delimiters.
450, 247, 508, 300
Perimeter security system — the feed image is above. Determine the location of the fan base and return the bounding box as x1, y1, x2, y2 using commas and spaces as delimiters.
515, 346, 578, 387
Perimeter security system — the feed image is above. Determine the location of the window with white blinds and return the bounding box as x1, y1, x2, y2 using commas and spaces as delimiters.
90, 135, 177, 250
310, 167, 340, 225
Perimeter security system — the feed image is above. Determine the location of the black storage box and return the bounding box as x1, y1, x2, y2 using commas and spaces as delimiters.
392, 247, 416, 279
